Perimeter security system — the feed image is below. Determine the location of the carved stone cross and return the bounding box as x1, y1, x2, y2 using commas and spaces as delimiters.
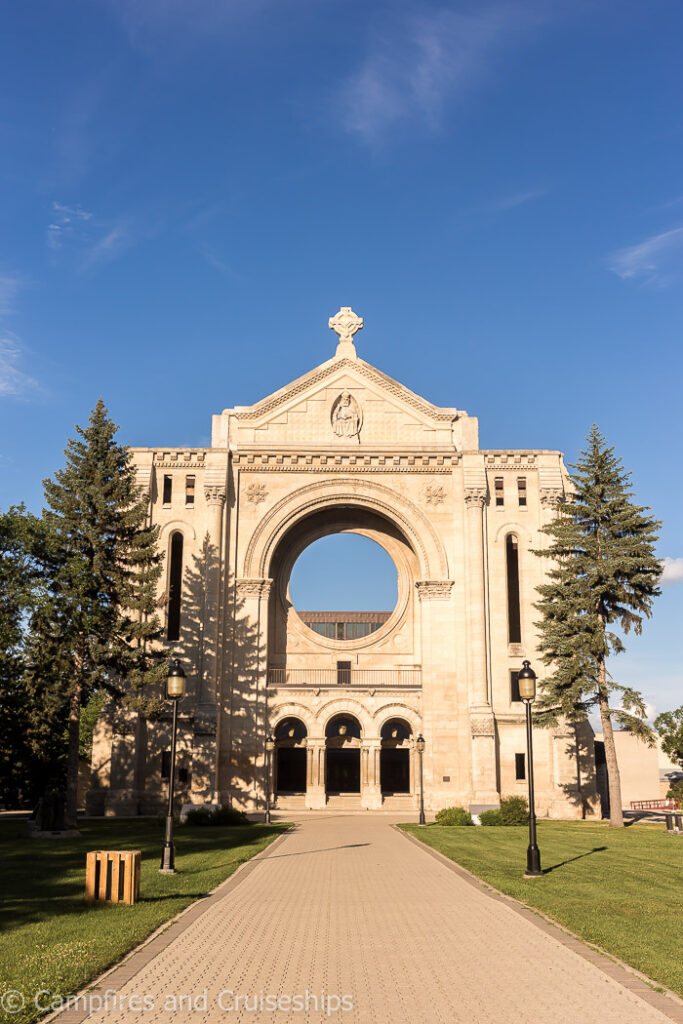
329, 307, 363, 344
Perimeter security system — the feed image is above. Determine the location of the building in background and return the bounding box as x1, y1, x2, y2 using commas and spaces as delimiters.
594, 731, 682, 815
88, 308, 597, 818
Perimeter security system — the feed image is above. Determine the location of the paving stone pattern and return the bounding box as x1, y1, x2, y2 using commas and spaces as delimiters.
79, 814, 678, 1024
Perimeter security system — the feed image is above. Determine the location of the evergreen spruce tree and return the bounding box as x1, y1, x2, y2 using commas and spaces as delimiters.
534, 426, 661, 827
0, 506, 49, 806
654, 706, 683, 771
35, 400, 167, 827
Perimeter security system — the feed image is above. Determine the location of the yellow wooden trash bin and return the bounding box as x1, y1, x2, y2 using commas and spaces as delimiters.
85, 850, 141, 905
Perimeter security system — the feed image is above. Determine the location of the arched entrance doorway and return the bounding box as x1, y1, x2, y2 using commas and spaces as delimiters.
380, 719, 412, 795
274, 718, 307, 795
325, 715, 362, 795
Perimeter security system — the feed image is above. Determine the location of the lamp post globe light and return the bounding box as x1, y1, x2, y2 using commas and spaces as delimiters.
264, 735, 275, 824
518, 660, 542, 878
159, 658, 186, 875
416, 733, 426, 826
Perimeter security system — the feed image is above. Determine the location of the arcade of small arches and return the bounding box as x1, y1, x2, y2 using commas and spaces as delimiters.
268, 709, 420, 806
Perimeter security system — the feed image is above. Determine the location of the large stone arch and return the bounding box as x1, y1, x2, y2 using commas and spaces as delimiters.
269, 505, 415, 654
243, 477, 449, 581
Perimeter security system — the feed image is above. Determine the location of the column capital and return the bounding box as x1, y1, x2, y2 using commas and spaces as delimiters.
204, 485, 226, 508
464, 487, 486, 509
540, 488, 563, 509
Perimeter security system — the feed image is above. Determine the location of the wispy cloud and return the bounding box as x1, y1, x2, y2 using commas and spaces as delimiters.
608, 225, 683, 286
337, 4, 553, 143
492, 186, 550, 211
81, 224, 131, 270
0, 274, 40, 399
0, 334, 40, 399
47, 202, 135, 271
0, 273, 22, 317
648, 195, 683, 213
661, 557, 683, 585
47, 201, 93, 250
457, 185, 551, 219
200, 247, 243, 280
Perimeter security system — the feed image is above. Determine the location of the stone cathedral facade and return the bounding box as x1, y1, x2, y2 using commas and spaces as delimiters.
88, 309, 597, 818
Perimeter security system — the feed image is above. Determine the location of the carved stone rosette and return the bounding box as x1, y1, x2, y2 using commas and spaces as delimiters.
415, 580, 454, 601
204, 485, 226, 508
470, 714, 496, 738
464, 488, 486, 508
424, 482, 446, 506
246, 482, 268, 505
236, 577, 273, 599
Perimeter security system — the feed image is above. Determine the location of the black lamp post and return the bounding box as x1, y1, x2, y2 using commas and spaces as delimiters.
264, 734, 275, 824
416, 733, 426, 826
518, 660, 542, 877
159, 658, 186, 874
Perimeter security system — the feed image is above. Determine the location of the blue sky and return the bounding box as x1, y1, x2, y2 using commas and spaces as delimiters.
1, 0, 682, 717
290, 535, 398, 611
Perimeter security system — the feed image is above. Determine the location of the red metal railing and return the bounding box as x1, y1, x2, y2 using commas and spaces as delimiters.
630, 799, 681, 810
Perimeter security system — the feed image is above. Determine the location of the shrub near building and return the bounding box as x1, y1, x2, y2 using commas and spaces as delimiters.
480, 796, 529, 826
434, 806, 473, 826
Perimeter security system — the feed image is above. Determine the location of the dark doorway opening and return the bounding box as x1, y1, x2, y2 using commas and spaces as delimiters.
326, 749, 361, 794
276, 747, 306, 794
274, 717, 308, 795
380, 749, 410, 794
325, 715, 362, 795
380, 718, 412, 795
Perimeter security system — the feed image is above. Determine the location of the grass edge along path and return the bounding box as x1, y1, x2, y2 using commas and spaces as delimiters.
400, 820, 683, 1000
0, 818, 289, 1024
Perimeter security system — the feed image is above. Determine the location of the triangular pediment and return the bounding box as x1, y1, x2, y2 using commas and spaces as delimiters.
224, 357, 468, 450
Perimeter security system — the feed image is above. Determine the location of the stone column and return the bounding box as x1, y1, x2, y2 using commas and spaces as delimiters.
464, 488, 499, 809
306, 737, 326, 810
191, 485, 226, 805
199, 485, 226, 708
361, 739, 382, 810
415, 580, 454, 813
229, 577, 272, 811
409, 744, 417, 805
464, 489, 489, 708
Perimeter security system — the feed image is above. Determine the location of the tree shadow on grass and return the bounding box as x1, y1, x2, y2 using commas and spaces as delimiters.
542, 846, 607, 874
0, 821, 284, 930
136, 893, 210, 904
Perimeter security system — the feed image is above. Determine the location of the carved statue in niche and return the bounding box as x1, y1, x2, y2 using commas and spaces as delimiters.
331, 391, 362, 441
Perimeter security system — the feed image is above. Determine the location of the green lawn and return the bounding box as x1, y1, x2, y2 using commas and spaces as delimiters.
0, 816, 288, 1024
401, 820, 683, 996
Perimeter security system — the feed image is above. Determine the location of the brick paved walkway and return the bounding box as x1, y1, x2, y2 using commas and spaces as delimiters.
79, 814, 680, 1024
